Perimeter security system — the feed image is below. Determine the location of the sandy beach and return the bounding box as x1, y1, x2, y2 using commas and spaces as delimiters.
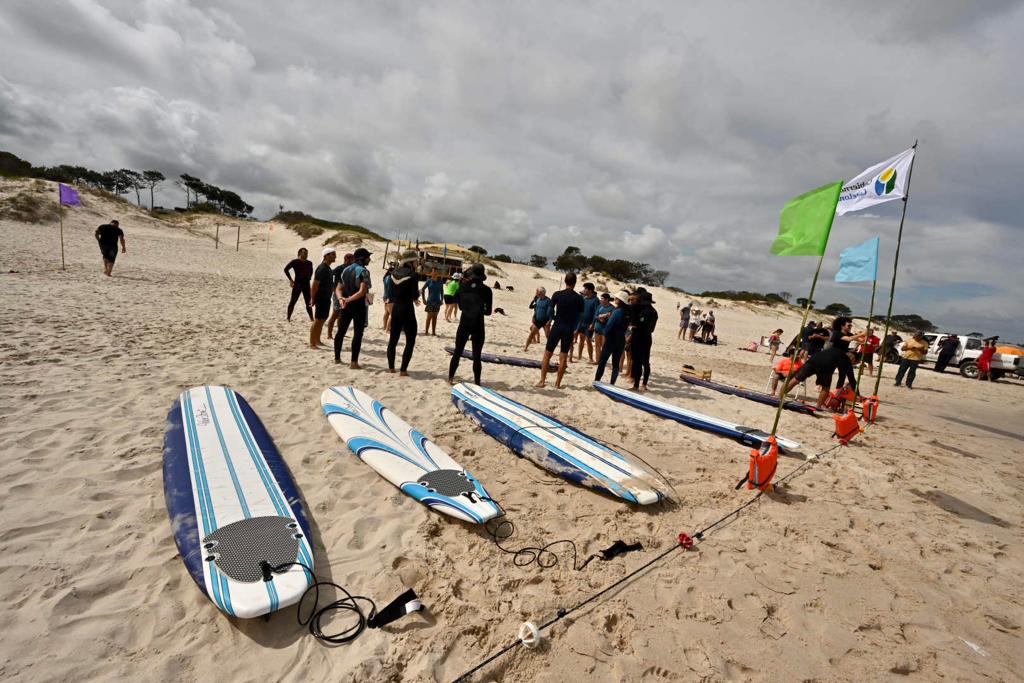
1, 179, 1022, 682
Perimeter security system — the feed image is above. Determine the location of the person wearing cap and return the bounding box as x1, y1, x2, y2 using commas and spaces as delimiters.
595, 291, 629, 384
574, 282, 599, 364
284, 247, 314, 322
420, 272, 445, 336
448, 263, 492, 385
537, 272, 584, 388
593, 292, 615, 361
387, 251, 421, 376
334, 247, 372, 368
524, 287, 552, 352
95, 218, 126, 276
309, 247, 337, 348
328, 252, 355, 340
443, 272, 462, 323
629, 289, 658, 391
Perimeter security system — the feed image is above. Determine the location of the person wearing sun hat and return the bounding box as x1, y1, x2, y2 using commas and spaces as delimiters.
594, 290, 630, 385
386, 251, 422, 376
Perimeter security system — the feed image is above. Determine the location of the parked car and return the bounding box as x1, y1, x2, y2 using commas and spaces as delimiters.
897, 333, 1015, 380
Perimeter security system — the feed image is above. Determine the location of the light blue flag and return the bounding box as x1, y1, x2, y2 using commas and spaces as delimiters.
835, 236, 880, 283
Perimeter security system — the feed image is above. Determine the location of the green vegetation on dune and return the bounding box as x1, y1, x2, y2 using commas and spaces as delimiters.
698, 290, 788, 305
273, 211, 386, 242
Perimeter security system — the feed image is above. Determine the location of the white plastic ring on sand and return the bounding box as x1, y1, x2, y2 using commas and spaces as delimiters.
518, 621, 541, 649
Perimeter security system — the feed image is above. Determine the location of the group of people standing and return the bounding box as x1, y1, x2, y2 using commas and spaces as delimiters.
531, 273, 659, 391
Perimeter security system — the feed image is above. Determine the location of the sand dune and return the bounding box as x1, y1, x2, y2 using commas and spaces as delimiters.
1, 178, 1021, 681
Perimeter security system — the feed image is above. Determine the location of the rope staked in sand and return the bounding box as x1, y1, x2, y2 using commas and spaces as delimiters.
452, 435, 850, 683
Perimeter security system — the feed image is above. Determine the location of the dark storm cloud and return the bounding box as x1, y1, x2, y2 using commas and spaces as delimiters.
0, 0, 1022, 337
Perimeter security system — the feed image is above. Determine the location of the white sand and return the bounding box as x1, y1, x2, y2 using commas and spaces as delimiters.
1, 178, 1021, 681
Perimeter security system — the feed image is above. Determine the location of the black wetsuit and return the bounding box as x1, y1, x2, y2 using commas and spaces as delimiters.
96, 223, 123, 262
284, 258, 313, 321
595, 306, 627, 384
545, 288, 584, 354
313, 262, 334, 320
630, 303, 658, 388
387, 270, 419, 372
934, 337, 959, 373
448, 280, 492, 384
334, 263, 371, 363
795, 347, 856, 390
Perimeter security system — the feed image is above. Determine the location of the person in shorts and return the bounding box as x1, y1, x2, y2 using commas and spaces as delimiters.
524, 287, 552, 351
443, 273, 462, 322
420, 273, 445, 335
782, 346, 857, 408
309, 247, 337, 348
95, 219, 126, 276
537, 272, 584, 388
688, 305, 702, 340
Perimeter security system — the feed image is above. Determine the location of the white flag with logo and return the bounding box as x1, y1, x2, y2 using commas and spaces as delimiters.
835, 147, 915, 216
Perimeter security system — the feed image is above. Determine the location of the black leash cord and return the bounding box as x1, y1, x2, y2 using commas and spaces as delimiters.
484, 517, 587, 570
268, 561, 377, 645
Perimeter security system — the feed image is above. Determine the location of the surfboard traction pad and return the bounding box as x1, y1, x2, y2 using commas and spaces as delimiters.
202, 515, 302, 583
416, 469, 476, 497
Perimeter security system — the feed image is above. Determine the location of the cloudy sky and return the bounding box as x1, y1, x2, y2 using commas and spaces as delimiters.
2, 0, 1022, 339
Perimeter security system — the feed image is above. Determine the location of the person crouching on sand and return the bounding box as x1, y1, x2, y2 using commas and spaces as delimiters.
309, 247, 337, 348
594, 291, 629, 385
524, 287, 552, 352
537, 272, 584, 388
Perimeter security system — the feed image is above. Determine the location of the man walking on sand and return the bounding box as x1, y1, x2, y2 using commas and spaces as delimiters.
537, 272, 584, 388
95, 219, 126, 276
309, 247, 337, 348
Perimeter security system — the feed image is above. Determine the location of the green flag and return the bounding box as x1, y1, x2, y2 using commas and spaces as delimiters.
770, 181, 843, 256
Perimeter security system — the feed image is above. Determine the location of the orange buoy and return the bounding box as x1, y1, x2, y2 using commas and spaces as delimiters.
833, 410, 862, 445
861, 395, 880, 423
746, 435, 779, 491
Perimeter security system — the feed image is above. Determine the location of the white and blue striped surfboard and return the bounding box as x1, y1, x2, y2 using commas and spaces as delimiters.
321, 386, 503, 524
451, 383, 670, 505
163, 386, 314, 619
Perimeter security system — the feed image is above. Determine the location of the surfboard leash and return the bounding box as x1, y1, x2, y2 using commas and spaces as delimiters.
265, 561, 423, 645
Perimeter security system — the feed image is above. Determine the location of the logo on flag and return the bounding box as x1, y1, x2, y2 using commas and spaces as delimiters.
835, 147, 914, 216
874, 168, 897, 196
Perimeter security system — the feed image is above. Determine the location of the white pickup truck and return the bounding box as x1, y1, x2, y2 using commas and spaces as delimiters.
897, 333, 1017, 380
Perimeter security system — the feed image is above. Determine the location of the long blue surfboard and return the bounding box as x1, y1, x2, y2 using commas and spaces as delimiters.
451, 383, 669, 505
163, 386, 314, 618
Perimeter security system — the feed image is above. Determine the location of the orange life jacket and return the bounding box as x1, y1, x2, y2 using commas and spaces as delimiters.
774, 357, 803, 375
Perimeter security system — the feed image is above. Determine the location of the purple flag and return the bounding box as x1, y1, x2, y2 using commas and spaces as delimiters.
59, 183, 81, 206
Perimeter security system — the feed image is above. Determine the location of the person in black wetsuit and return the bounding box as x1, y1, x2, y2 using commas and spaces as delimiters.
284, 248, 313, 321
387, 252, 421, 376
448, 263, 492, 385
537, 272, 584, 388
334, 247, 372, 368
629, 288, 659, 391
95, 219, 126, 276
309, 247, 337, 348
783, 347, 858, 408
594, 290, 629, 385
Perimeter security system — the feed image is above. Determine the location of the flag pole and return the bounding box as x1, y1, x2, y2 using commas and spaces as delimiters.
872, 140, 919, 396
853, 275, 877, 402
58, 186, 66, 271
769, 251, 825, 436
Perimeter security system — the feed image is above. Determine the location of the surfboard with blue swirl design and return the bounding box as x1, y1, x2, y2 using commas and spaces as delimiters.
321, 386, 503, 524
